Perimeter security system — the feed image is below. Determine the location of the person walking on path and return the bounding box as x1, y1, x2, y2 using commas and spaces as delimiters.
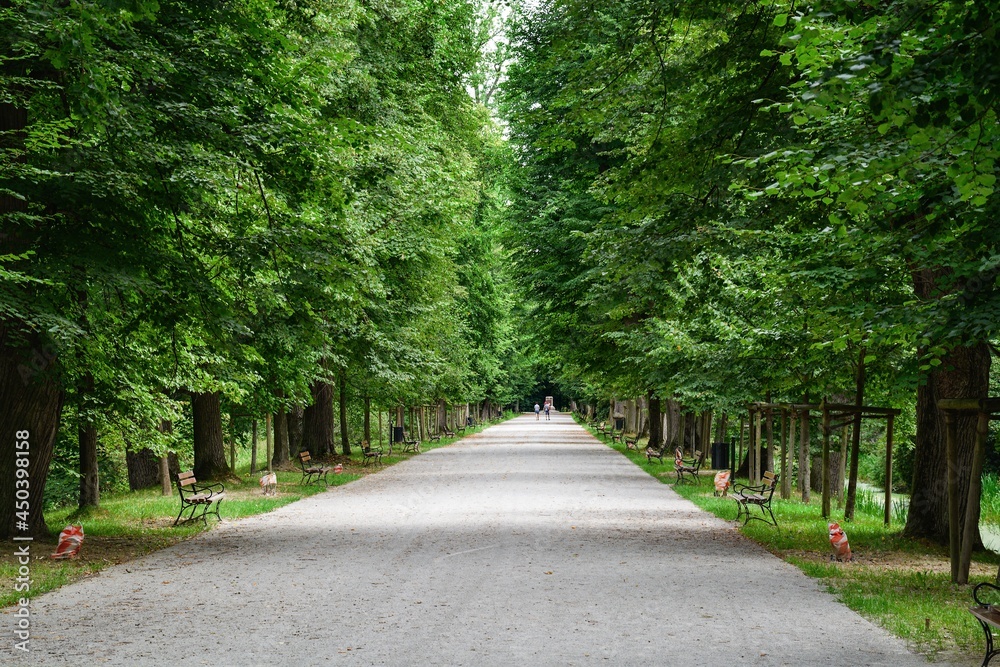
534, 402, 541, 420
544, 402, 551, 420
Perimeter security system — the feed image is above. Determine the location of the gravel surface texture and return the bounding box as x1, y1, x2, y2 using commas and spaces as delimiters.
3, 413, 947, 666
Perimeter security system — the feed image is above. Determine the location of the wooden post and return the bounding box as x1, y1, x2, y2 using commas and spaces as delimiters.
378, 409, 383, 448
765, 404, 773, 477
739, 414, 745, 476
838, 423, 849, 507
821, 405, 831, 518
780, 408, 790, 499
229, 434, 236, 475
800, 408, 811, 503
944, 410, 960, 582
789, 410, 798, 496
959, 411, 990, 584
884, 414, 894, 526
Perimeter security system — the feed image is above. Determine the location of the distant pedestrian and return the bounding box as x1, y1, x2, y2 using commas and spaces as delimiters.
534, 403, 541, 420
544, 403, 551, 420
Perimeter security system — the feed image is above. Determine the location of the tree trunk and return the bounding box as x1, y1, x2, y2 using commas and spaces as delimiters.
192, 391, 229, 480
287, 405, 304, 454
0, 326, 63, 539
272, 410, 290, 467
647, 392, 662, 450
338, 370, 350, 455
715, 413, 728, 442
905, 341, 990, 544
363, 396, 371, 443
302, 380, 334, 456
664, 399, 675, 447
678, 411, 688, 455
78, 422, 99, 509
127, 448, 160, 490
266, 413, 273, 467
159, 455, 172, 496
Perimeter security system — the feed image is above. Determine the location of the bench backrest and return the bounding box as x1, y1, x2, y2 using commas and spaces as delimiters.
299, 451, 312, 466
361, 441, 371, 453
761, 471, 779, 497
177, 470, 197, 488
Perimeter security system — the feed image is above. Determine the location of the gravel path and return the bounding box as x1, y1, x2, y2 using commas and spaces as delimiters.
4, 413, 945, 666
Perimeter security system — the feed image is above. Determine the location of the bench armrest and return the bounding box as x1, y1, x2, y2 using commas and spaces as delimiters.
732, 481, 765, 497
194, 481, 225, 495
975, 582, 1000, 606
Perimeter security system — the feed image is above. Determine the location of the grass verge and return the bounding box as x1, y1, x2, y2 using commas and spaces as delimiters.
577, 416, 995, 663
1, 420, 499, 609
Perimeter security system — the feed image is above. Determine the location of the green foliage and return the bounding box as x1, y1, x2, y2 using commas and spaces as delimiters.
1, 0, 531, 509
499, 0, 998, 459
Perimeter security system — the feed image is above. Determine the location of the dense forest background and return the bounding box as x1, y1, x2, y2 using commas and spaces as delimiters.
2, 0, 999, 547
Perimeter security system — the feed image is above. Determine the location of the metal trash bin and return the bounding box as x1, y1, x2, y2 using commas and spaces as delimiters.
711, 441, 729, 469
393, 426, 404, 443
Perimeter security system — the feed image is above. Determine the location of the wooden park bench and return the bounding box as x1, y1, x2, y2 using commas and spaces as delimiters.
646, 443, 666, 464
402, 432, 421, 454
595, 421, 609, 438
360, 440, 383, 467
173, 471, 225, 526
970, 582, 1000, 667
442, 427, 455, 438
428, 432, 443, 442
610, 428, 624, 444
732, 471, 779, 526
674, 448, 704, 484
623, 433, 639, 451
298, 451, 332, 486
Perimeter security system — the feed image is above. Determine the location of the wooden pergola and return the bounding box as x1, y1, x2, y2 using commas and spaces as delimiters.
936, 398, 1000, 584
743, 400, 900, 526
820, 402, 900, 525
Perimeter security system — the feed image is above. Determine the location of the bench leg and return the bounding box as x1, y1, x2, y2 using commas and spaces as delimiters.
733, 498, 751, 524
174, 501, 210, 526
977, 617, 1000, 667
743, 502, 778, 527
173, 503, 191, 527
203, 499, 222, 523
